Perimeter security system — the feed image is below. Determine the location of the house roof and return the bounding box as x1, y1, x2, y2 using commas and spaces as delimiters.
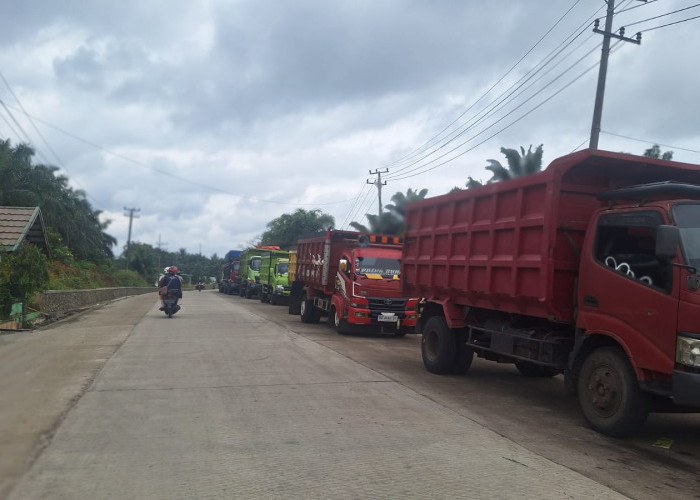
0, 206, 50, 255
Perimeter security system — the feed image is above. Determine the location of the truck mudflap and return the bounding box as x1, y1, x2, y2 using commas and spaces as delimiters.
672, 369, 700, 407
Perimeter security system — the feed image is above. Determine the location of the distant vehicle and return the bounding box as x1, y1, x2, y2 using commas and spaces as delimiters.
239, 246, 280, 299
289, 229, 417, 336
259, 249, 291, 305
219, 250, 242, 295
401, 149, 700, 436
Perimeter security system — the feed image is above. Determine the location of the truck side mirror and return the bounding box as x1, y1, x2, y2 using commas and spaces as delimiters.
656, 225, 679, 260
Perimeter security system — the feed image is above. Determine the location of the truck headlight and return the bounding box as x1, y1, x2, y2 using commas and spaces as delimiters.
676, 335, 700, 368
275, 285, 284, 293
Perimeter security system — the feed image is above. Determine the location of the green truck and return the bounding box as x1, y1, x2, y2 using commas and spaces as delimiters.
239, 246, 283, 299
238, 248, 262, 299
258, 249, 291, 305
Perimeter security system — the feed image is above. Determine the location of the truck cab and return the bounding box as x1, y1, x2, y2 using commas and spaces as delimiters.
577, 190, 700, 417
239, 252, 262, 299
259, 250, 291, 305
402, 150, 700, 436
334, 246, 413, 330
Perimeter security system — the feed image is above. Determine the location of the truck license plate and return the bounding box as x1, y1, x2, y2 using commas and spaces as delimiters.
378, 313, 398, 322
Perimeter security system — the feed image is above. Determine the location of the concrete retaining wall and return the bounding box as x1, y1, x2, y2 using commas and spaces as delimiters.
35, 287, 156, 318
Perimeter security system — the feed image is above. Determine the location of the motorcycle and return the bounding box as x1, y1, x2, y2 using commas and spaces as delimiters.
162, 290, 181, 318
195, 282, 205, 291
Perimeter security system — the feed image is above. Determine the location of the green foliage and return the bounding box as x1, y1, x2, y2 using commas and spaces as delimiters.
350, 188, 429, 235
259, 209, 335, 249
466, 145, 544, 189
0, 139, 116, 263
643, 144, 673, 160
0, 243, 49, 318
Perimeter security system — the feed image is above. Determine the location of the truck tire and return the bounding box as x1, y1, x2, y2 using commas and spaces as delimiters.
329, 306, 347, 334
577, 347, 650, 437
239, 285, 245, 297
515, 360, 559, 378
453, 330, 474, 375
421, 316, 456, 374
270, 294, 278, 306
300, 294, 321, 324
245, 286, 254, 299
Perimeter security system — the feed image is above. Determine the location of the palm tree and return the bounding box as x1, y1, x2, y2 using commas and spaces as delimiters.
643, 144, 673, 161
466, 144, 544, 188
350, 188, 429, 235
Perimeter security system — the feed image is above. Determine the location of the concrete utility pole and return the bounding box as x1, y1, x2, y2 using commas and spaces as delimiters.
589, 0, 643, 150
123, 207, 140, 271
156, 234, 167, 271
367, 169, 388, 215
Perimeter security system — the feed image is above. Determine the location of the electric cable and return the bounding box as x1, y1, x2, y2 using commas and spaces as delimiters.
388, 44, 620, 182
384, 3, 606, 179
381, 0, 588, 171
0, 101, 354, 207
385, 39, 610, 182
601, 130, 700, 156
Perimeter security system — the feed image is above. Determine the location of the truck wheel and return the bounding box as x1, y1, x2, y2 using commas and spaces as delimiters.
577, 347, 650, 437
453, 330, 474, 375
421, 316, 456, 374
515, 361, 559, 378
300, 294, 320, 324
270, 294, 278, 306
329, 306, 346, 333
288, 294, 301, 315
239, 285, 245, 297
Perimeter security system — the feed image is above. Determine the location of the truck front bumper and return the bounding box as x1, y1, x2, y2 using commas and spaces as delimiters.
345, 307, 418, 329
673, 369, 700, 407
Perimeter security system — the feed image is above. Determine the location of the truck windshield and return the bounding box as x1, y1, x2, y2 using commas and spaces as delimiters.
250, 257, 261, 272
355, 257, 400, 278
276, 263, 288, 275
673, 203, 700, 267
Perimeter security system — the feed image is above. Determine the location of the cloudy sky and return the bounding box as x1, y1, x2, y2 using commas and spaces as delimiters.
1, 0, 698, 258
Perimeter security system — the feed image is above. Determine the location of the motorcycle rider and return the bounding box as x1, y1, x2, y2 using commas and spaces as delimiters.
159, 266, 183, 310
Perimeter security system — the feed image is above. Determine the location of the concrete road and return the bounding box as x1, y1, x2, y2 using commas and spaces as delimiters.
2, 290, 698, 499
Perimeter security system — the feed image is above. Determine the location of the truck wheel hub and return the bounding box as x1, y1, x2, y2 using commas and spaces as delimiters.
586, 366, 620, 415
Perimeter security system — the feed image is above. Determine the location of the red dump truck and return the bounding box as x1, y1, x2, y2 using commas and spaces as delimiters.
402, 149, 700, 436
289, 229, 418, 335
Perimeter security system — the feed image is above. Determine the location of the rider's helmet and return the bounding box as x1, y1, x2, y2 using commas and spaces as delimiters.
168, 266, 178, 274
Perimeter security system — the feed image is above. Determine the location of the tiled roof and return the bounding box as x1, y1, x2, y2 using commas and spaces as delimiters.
0, 207, 50, 254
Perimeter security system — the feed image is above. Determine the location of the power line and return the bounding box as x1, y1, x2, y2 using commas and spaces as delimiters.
0, 101, 354, 208
380, 0, 589, 172
623, 3, 700, 28
639, 13, 700, 32
385, 39, 611, 182
387, 50, 612, 182
601, 130, 700, 155
384, 26, 599, 181
383, 2, 606, 180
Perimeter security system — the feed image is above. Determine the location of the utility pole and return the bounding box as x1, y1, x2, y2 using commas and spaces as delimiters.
589, 0, 643, 150
367, 168, 388, 215
156, 234, 168, 271
123, 207, 140, 271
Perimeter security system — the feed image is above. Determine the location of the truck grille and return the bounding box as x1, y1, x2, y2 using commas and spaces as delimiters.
367, 297, 406, 313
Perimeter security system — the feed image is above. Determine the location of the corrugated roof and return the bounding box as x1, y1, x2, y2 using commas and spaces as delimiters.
0, 206, 50, 254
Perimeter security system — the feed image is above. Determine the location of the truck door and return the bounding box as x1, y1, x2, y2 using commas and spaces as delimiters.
578, 210, 678, 373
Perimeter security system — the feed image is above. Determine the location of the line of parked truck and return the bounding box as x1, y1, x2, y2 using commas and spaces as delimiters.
220, 149, 700, 437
